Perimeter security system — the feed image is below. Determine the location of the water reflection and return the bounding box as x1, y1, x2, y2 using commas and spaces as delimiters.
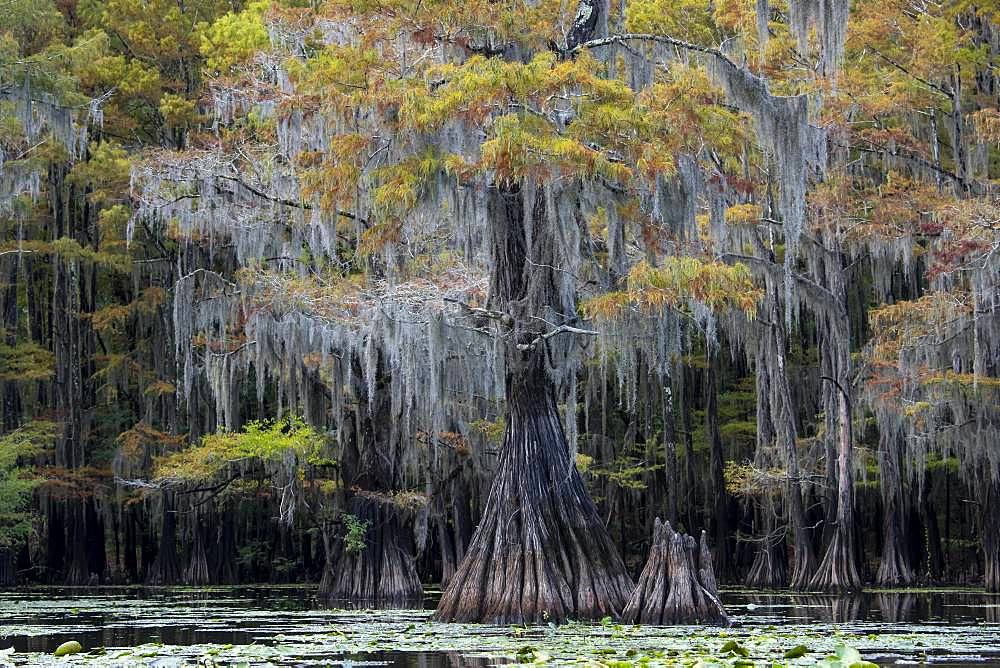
2, 586, 999, 663
725, 589, 1000, 624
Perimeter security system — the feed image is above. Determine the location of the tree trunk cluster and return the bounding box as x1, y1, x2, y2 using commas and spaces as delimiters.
622, 519, 728, 626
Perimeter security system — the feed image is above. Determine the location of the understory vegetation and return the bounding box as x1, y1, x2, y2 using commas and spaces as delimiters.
1, 0, 999, 630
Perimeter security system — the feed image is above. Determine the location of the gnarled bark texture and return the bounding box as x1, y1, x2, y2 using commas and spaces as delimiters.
319, 494, 422, 606
184, 515, 211, 585
876, 432, 914, 587
147, 494, 181, 585
745, 507, 787, 590
435, 181, 634, 623
809, 240, 862, 592
622, 519, 728, 625
434, 360, 634, 623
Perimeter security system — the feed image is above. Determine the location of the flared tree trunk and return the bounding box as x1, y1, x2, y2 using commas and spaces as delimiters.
746, 348, 787, 589
436, 180, 634, 623
746, 506, 787, 589
622, 519, 728, 625
319, 494, 422, 605
922, 470, 944, 582
322, 354, 423, 604
212, 509, 238, 584
705, 349, 732, 581
876, 433, 914, 586
769, 315, 815, 590
437, 512, 458, 587
65, 502, 90, 585
435, 358, 634, 623
809, 351, 861, 591
184, 514, 211, 585
147, 494, 181, 585
809, 248, 861, 592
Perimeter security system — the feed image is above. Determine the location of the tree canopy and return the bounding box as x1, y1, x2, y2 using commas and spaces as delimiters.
0, 0, 998, 612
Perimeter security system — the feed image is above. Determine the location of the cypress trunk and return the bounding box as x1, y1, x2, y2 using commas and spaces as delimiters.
320, 494, 422, 605
810, 367, 861, 591
746, 345, 786, 589
922, 470, 944, 581
184, 514, 211, 585
435, 358, 634, 623
147, 494, 181, 585
809, 242, 861, 593
435, 181, 633, 623
0, 548, 15, 587
705, 349, 731, 581
876, 433, 914, 586
769, 310, 815, 589
622, 519, 728, 625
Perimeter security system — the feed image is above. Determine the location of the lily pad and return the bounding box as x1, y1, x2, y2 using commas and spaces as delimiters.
53, 641, 82, 657
784, 644, 810, 659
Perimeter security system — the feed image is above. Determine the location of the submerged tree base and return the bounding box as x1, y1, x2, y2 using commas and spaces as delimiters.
434, 363, 634, 624
622, 519, 729, 626
810, 526, 863, 592
318, 495, 423, 607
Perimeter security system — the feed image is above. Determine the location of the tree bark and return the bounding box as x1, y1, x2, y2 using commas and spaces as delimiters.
922, 470, 944, 582
809, 358, 861, 591
705, 348, 731, 581
809, 238, 861, 592
662, 372, 678, 524
622, 519, 728, 625
320, 494, 422, 605
184, 513, 211, 585
435, 181, 633, 623
876, 432, 914, 586
768, 311, 815, 590
2, 257, 21, 431
124, 505, 139, 583
147, 494, 181, 585
746, 343, 787, 589
435, 359, 634, 623
0, 548, 15, 587
212, 511, 238, 584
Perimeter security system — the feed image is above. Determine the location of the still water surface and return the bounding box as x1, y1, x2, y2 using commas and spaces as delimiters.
1, 586, 999, 665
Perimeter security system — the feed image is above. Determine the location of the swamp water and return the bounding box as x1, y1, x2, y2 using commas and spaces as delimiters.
1, 587, 999, 666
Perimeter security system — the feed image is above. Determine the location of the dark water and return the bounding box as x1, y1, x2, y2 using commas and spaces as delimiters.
1, 586, 999, 665
726, 588, 1000, 625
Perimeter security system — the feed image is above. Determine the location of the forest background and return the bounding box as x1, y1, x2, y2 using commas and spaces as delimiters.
0, 0, 999, 614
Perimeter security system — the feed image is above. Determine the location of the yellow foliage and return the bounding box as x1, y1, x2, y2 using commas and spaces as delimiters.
725, 203, 763, 226
583, 258, 760, 320
198, 0, 271, 71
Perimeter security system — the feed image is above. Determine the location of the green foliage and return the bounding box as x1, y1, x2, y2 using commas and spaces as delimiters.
624, 0, 721, 44
588, 455, 663, 491
583, 259, 761, 321
154, 417, 328, 483
817, 643, 878, 668
469, 417, 505, 444
0, 338, 55, 383
53, 641, 83, 657
199, 0, 271, 72
0, 422, 55, 549
341, 513, 370, 554
784, 645, 810, 659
